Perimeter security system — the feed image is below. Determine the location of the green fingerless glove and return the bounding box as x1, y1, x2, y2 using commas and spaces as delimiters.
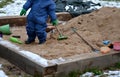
52, 19, 58, 26
20, 8, 26, 16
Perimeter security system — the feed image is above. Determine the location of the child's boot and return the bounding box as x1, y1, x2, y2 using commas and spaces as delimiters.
39, 40, 46, 44
25, 39, 35, 44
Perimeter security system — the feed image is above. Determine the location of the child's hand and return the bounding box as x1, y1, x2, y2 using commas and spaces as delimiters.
52, 19, 58, 26
20, 8, 26, 16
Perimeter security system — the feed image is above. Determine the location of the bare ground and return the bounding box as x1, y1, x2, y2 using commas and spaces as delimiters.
0, 57, 32, 77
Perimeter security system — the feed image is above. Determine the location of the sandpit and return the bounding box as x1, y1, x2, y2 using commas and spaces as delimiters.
3, 7, 120, 60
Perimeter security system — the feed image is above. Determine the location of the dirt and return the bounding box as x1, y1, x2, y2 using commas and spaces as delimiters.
3, 7, 120, 60
0, 57, 32, 77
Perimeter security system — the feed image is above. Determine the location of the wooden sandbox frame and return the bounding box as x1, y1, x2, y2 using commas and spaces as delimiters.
0, 13, 120, 77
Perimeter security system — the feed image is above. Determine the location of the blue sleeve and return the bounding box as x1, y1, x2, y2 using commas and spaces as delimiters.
48, 3, 57, 22
23, 0, 33, 11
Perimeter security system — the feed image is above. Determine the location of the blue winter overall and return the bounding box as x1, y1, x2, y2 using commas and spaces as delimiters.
23, 0, 57, 44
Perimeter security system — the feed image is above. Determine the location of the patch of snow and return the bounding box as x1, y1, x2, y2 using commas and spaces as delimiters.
0, 70, 8, 77
18, 50, 68, 66
100, 1, 120, 8
19, 50, 49, 66
80, 70, 120, 77
106, 70, 120, 76
0, 0, 26, 16
80, 72, 93, 77
50, 57, 66, 64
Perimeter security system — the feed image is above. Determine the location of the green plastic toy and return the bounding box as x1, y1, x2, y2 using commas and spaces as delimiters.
0, 24, 11, 35
9, 37, 22, 44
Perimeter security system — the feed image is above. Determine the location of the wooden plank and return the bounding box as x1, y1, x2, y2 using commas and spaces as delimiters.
0, 12, 72, 26
0, 43, 57, 76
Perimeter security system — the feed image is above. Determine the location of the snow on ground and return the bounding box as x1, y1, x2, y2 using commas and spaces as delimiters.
80, 70, 120, 77
0, 64, 8, 77
0, 0, 120, 77
0, 70, 8, 77
0, 0, 26, 16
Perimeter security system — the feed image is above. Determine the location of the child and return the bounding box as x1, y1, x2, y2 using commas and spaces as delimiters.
20, 0, 58, 44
